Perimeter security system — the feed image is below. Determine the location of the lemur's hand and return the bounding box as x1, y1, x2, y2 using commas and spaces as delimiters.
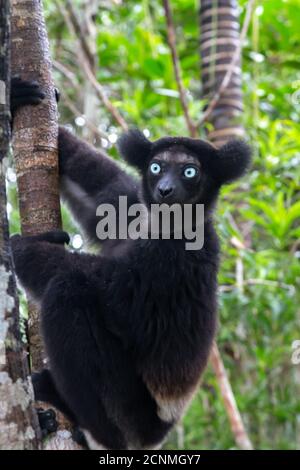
36, 408, 58, 438
55, 87, 60, 103
37, 230, 70, 245
10, 77, 46, 119
10, 231, 70, 247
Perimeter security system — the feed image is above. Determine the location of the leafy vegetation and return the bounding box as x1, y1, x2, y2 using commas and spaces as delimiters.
8, 0, 300, 449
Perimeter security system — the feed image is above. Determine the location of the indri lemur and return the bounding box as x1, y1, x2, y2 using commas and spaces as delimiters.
10, 78, 251, 450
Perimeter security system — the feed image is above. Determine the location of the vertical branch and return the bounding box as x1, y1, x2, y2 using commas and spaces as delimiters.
11, 0, 61, 371
162, 0, 197, 137
65, 0, 95, 69
56, 0, 128, 131
0, 0, 39, 449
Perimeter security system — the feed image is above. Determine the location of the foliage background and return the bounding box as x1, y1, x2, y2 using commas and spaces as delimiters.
8, 0, 300, 449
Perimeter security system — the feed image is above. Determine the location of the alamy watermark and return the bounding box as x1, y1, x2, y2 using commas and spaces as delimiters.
95, 196, 205, 250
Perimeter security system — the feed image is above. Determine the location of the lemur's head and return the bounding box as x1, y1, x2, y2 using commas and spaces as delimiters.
118, 129, 251, 211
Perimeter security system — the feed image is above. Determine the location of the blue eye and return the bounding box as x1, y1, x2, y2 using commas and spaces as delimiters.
184, 167, 197, 178
150, 162, 161, 175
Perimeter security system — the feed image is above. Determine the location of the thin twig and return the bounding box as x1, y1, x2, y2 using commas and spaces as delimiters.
55, 0, 128, 131
210, 343, 253, 450
219, 279, 295, 294
53, 59, 109, 140
198, 0, 256, 125
162, 0, 197, 137
53, 59, 80, 91
62, 93, 109, 140
80, 56, 128, 131
65, 0, 95, 68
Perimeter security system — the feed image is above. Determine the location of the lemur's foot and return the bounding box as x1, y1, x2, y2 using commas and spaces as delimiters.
10, 234, 23, 253
10, 231, 70, 247
37, 408, 58, 438
11, 76, 45, 116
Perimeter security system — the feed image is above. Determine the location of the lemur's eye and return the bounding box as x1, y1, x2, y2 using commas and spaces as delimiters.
150, 162, 161, 175
184, 167, 197, 178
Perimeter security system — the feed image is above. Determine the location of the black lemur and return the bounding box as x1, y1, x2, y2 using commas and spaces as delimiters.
10, 78, 251, 450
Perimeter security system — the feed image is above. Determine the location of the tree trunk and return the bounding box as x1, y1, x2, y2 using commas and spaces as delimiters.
0, 0, 39, 449
10, 0, 80, 450
199, 0, 244, 147
11, 0, 61, 371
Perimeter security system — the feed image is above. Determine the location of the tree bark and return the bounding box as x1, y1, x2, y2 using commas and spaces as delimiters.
0, 0, 39, 449
11, 0, 61, 371
10, 0, 80, 450
199, 0, 244, 147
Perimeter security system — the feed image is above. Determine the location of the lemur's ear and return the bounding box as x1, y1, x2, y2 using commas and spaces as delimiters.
212, 140, 252, 185
117, 129, 152, 171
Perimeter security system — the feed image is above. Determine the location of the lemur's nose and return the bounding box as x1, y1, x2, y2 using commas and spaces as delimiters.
158, 185, 173, 198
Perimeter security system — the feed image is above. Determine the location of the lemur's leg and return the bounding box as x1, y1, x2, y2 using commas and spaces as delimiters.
36, 408, 58, 436
10, 231, 97, 303
39, 271, 127, 449
10, 77, 139, 246
32, 369, 76, 422
33, 370, 88, 446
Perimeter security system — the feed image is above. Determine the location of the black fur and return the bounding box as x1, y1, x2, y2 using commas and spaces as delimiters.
117, 128, 153, 171
58, 126, 139, 247
36, 407, 58, 437
119, 128, 252, 186
10, 77, 45, 117
210, 139, 252, 184
10, 79, 251, 449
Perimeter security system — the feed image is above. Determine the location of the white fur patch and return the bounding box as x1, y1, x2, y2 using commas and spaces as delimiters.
155, 393, 194, 423
82, 429, 108, 450
82, 429, 156, 450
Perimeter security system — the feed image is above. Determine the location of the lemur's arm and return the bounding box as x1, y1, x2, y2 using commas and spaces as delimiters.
10, 77, 139, 245
58, 127, 139, 245
10, 231, 97, 303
